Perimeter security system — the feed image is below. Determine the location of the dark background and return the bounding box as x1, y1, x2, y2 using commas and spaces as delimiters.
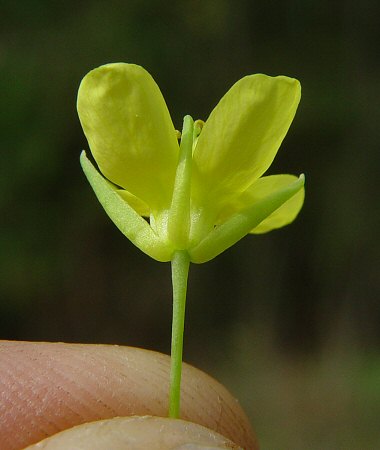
1, 1, 379, 448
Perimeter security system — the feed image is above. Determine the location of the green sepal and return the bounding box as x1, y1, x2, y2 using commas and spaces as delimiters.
168, 115, 194, 249
80, 151, 173, 262
189, 174, 305, 263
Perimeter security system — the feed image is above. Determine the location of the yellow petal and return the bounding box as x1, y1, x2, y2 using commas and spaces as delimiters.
117, 190, 150, 217
250, 175, 305, 233
218, 174, 305, 233
192, 74, 301, 208
77, 63, 179, 211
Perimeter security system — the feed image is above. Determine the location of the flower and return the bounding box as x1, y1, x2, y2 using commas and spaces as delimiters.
77, 63, 304, 263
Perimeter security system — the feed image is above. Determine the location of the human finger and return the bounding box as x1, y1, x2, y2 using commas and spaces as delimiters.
24, 415, 243, 449
0, 341, 258, 449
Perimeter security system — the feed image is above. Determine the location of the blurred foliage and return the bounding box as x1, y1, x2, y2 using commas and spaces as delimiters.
1, 0, 379, 448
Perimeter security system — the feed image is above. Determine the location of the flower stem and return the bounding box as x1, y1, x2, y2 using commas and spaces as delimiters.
169, 250, 190, 418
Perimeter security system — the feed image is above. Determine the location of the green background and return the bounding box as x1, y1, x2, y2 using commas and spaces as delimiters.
1, 1, 379, 448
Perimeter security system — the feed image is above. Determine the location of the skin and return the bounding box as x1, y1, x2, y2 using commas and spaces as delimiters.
0, 341, 259, 450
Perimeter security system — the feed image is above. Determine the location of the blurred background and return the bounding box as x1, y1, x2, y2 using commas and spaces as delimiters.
1, 0, 379, 448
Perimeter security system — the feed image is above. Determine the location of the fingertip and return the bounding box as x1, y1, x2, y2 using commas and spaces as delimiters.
0, 341, 258, 449
24, 416, 243, 449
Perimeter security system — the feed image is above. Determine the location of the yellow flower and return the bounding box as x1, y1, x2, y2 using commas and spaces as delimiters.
77, 63, 304, 263
77, 63, 306, 419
